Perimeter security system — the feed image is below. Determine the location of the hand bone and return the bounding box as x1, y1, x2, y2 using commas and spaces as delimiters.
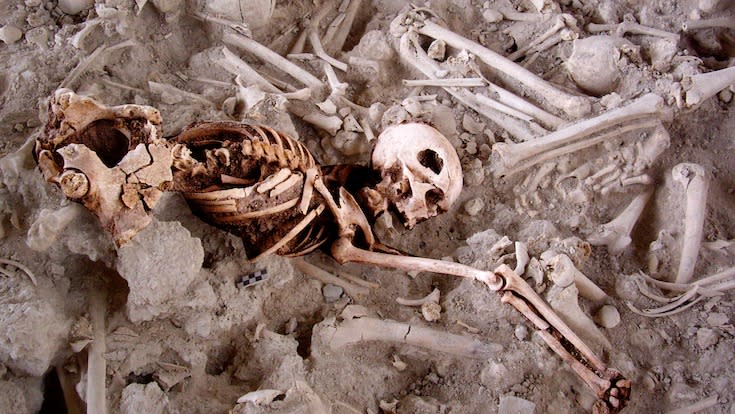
672, 163, 709, 284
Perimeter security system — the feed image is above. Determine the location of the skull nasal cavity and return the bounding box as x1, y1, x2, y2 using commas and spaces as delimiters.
417, 149, 443, 174
80, 120, 130, 168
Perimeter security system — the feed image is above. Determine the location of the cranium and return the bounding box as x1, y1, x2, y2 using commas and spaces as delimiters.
368, 123, 462, 229
35, 89, 173, 245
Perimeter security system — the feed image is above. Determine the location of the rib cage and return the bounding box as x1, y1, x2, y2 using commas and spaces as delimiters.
171, 121, 331, 260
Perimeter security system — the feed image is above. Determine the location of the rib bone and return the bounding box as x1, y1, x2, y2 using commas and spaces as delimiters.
673, 163, 708, 284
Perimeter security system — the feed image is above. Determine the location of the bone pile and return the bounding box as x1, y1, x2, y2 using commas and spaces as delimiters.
0, 1, 734, 414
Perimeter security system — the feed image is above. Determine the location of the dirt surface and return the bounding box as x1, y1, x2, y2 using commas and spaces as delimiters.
0, 0, 734, 413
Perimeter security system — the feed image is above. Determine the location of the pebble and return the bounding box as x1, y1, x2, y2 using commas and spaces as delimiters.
594, 305, 621, 328
514, 324, 529, 341
0, 25, 22, 44
464, 198, 485, 216
322, 284, 343, 303
698, 0, 718, 12
58, 0, 93, 14
718, 88, 733, 104
482, 9, 504, 23
499, 395, 536, 414
707, 312, 729, 327
696, 327, 718, 349
421, 301, 441, 322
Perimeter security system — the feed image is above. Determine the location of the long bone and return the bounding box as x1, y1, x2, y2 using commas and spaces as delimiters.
491, 94, 665, 176
508, 14, 577, 61
400, 10, 592, 118
331, 238, 629, 412
398, 31, 548, 140
672, 163, 708, 284
681, 66, 735, 108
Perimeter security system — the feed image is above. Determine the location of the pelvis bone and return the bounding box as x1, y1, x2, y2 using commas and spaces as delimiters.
35, 89, 172, 245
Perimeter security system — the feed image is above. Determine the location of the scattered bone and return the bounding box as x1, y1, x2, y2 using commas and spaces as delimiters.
666, 395, 719, 414
60, 40, 136, 89
427, 39, 446, 60
308, 28, 348, 71
86, 283, 107, 414
672, 163, 708, 284
391, 354, 407, 371
543, 252, 608, 303
405, 11, 592, 118
218, 47, 281, 94
396, 288, 442, 322
323, 0, 361, 54
514, 242, 530, 276
236, 389, 284, 405
398, 33, 546, 140
402, 78, 486, 87
148, 81, 214, 107
546, 283, 612, 351
224, 33, 324, 91
681, 66, 735, 108
293, 258, 369, 297
682, 16, 735, 31
456, 319, 481, 334
491, 93, 664, 176
154, 362, 191, 391
325, 316, 502, 359
508, 14, 576, 62
587, 189, 652, 255
587, 18, 679, 40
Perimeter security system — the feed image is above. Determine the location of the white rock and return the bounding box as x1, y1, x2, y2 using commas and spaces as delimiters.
421, 301, 442, 322
58, 0, 93, 15
237, 389, 284, 405
696, 327, 719, 349
499, 395, 536, 414
464, 198, 485, 216
120, 383, 168, 414
322, 284, 343, 303
707, 312, 729, 326
698, 0, 719, 12
116, 220, 204, 322
594, 305, 621, 328
514, 324, 529, 340
0, 25, 22, 44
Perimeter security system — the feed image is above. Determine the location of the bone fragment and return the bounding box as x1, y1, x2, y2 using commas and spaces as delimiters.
324, 0, 362, 54
682, 16, 735, 31
218, 47, 282, 93
682, 66, 735, 108
148, 81, 215, 107
544, 253, 608, 303
673, 163, 709, 284
224, 33, 325, 90
587, 21, 679, 40
308, 29, 348, 71
293, 258, 370, 297
587, 189, 652, 255
237, 389, 284, 405
413, 17, 592, 118
514, 242, 530, 276
327, 316, 501, 359
86, 283, 107, 414
508, 14, 571, 61
666, 395, 719, 414
396, 287, 440, 306
491, 93, 664, 176
483, 82, 565, 129
256, 168, 291, 193
26, 204, 85, 251
402, 78, 486, 87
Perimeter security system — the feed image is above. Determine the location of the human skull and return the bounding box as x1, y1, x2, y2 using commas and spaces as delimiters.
35, 89, 173, 245
370, 123, 462, 229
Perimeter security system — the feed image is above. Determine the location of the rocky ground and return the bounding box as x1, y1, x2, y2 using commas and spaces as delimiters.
0, 0, 734, 413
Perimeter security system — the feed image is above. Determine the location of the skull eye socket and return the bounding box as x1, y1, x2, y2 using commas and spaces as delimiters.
425, 188, 444, 207
78, 119, 130, 168
417, 149, 443, 174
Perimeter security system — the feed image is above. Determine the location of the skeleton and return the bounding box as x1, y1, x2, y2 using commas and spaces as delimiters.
35, 90, 630, 413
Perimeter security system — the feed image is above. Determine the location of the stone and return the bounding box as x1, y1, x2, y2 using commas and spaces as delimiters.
421, 302, 441, 322
462, 113, 485, 135
58, 0, 93, 14
707, 312, 728, 326
0, 25, 22, 44
594, 305, 621, 328
120, 383, 168, 414
696, 327, 718, 349
514, 324, 529, 340
116, 219, 204, 322
464, 198, 485, 216
322, 284, 343, 303
482, 9, 504, 23
499, 395, 536, 414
